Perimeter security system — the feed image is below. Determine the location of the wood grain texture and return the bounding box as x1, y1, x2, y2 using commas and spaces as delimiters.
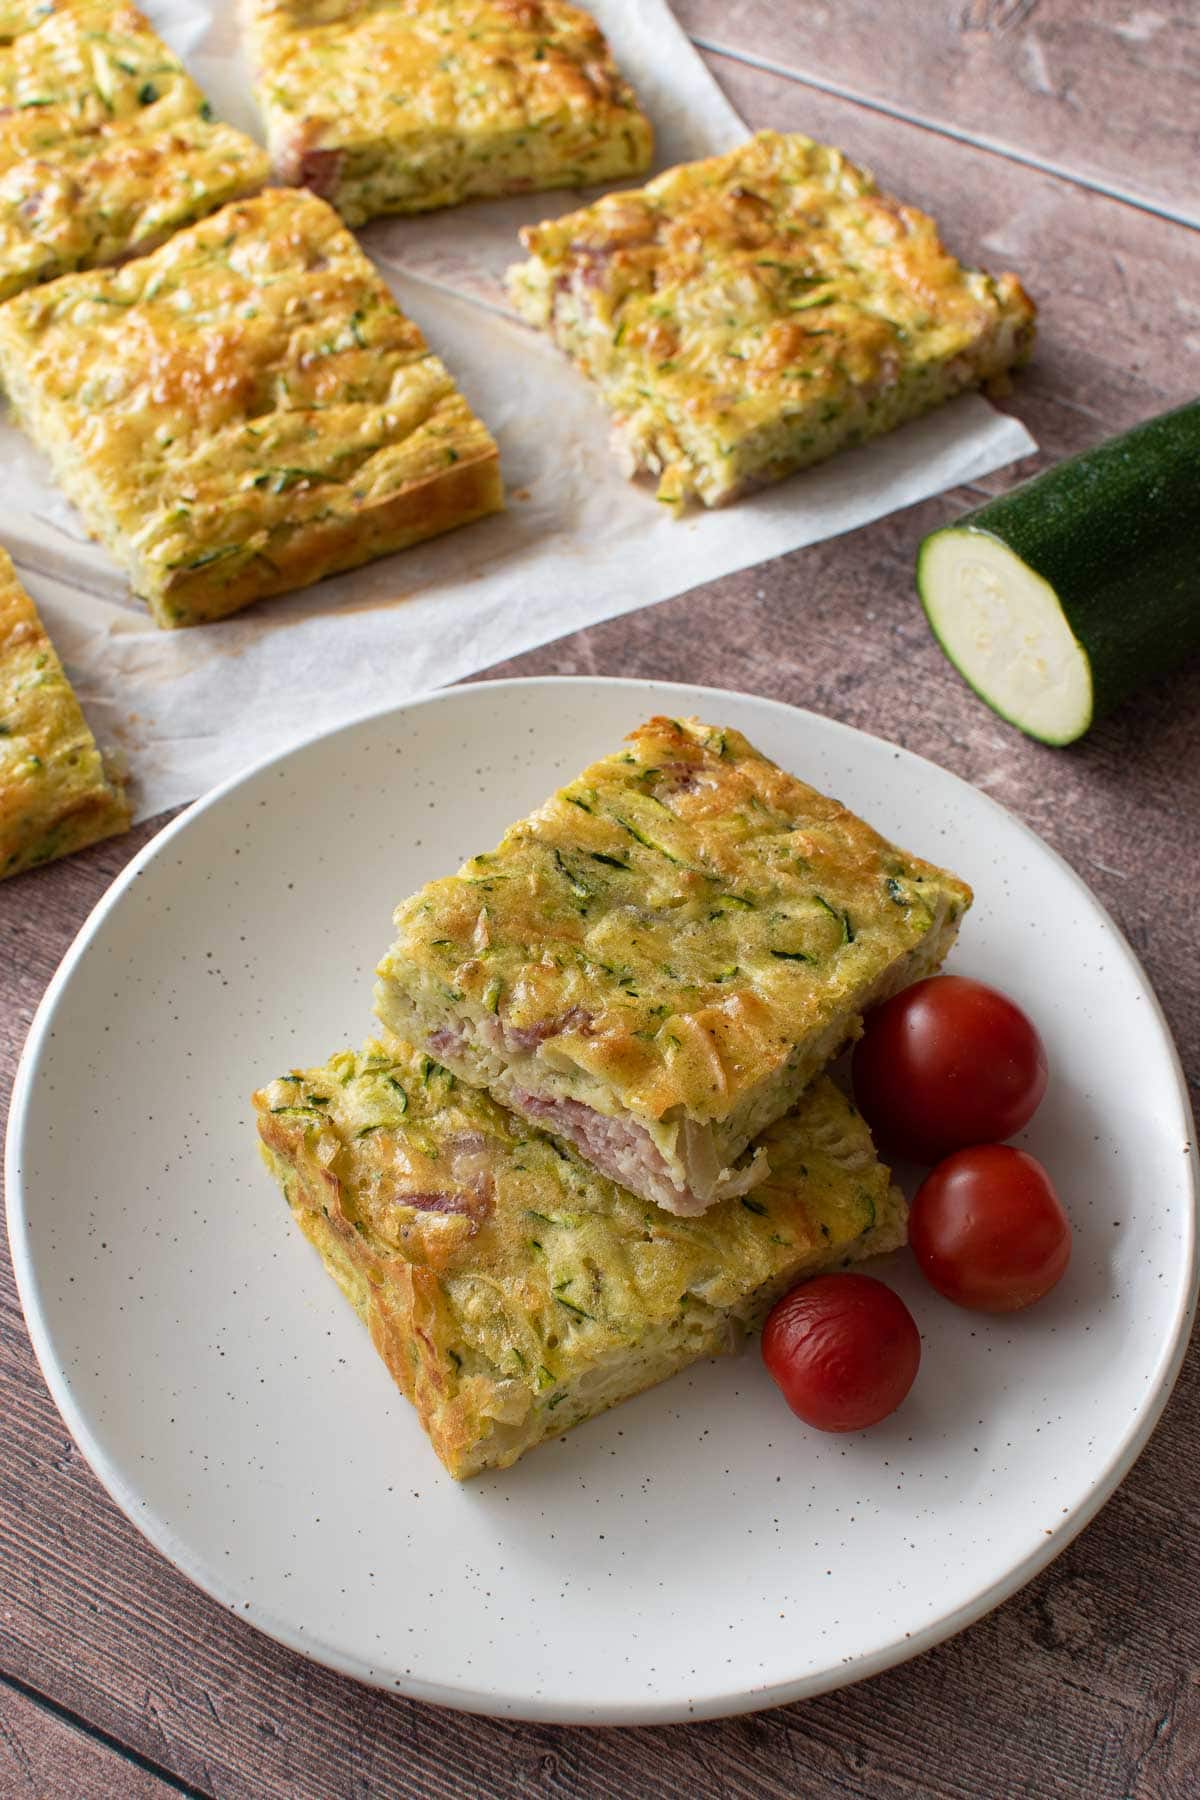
676, 0, 1200, 227
0, 1677, 195, 1799
2, 20, 1199, 1800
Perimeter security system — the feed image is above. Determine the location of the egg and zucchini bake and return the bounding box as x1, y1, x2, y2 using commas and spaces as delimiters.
0, 188, 504, 627
239, 0, 653, 228
375, 716, 972, 1218
0, 0, 268, 303
507, 128, 1037, 509
255, 1037, 906, 1477
0, 546, 129, 878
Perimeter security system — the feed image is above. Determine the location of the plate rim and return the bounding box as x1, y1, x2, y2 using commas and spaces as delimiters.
6, 673, 1198, 1724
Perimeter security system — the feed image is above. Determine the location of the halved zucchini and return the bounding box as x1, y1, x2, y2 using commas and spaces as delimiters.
917, 399, 1200, 745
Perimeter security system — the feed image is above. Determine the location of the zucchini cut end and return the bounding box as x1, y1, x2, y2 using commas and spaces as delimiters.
918, 526, 1093, 746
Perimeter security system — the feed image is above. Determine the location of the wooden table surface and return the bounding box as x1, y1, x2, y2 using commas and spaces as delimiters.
2, 5, 1198, 1795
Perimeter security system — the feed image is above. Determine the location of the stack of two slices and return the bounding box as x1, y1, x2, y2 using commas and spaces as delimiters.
255, 715, 972, 1477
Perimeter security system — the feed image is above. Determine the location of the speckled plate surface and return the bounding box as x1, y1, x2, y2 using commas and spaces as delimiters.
7, 678, 1196, 1723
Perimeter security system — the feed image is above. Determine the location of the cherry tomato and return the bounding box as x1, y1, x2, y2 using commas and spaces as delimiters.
909, 1145, 1071, 1312
761, 1273, 921, 1432
852, 974, 1047, 1164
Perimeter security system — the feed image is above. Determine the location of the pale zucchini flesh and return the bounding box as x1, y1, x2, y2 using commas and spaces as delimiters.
919, 527, 1093, 746
918, 399, 1200, 745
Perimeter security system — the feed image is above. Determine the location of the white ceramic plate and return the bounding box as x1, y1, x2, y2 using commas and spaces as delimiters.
7, 679, 1196, 1724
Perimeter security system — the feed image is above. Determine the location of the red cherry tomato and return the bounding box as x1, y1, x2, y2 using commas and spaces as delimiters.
761, 1273, 921, 1432
910, 1145, 1071, 1312
852, 974, 1047, 1164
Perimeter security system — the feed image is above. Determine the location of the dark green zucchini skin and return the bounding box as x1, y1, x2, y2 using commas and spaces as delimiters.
933, 398, 1200, 723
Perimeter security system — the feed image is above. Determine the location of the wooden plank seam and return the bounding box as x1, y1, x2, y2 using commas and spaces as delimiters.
688, 33, 1200, 233
0, 1670, 213, 1799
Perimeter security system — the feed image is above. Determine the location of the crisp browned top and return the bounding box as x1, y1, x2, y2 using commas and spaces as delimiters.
242, 0, 652, 213
381, 715, 972, 1120
508, 129, 1035, 502
0, 0, 268, 300
0, 188, 500, 618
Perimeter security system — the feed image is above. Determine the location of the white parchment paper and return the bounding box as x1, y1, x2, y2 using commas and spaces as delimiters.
1, 0, 1035, 820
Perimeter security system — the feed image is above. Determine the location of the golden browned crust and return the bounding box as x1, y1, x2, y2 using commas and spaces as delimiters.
507, 129, 1037, 507
0, 547, 129, 877
0, 0, 269, 302
0, 189, 504, 626
254, 1039, 906, 1478
377, 713, 971, 1117
239, 0, 653, 225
